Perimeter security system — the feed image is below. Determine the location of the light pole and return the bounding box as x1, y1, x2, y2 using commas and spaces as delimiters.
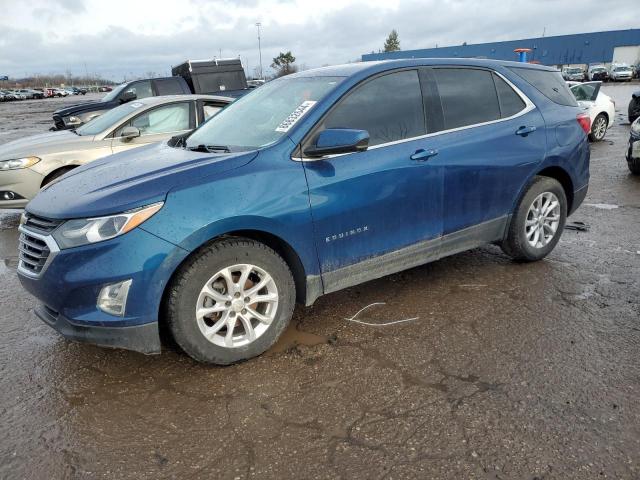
255, 22, 263, 80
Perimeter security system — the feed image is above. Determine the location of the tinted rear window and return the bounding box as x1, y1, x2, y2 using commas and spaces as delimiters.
433, 68, 500, 129
493, 74, 526, 117
508, 67, 577, 107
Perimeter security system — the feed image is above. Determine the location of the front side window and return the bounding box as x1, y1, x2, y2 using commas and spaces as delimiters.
319, 70, 426, 147
124, 80, 153, 100
116, 102, 192, 136
433, 68, 501, 130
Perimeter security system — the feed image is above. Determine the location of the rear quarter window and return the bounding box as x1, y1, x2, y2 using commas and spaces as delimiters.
508, 67, 577, 107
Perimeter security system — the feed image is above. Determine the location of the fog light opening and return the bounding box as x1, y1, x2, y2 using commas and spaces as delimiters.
97, 279, 132, 317
2, 191, 17, 200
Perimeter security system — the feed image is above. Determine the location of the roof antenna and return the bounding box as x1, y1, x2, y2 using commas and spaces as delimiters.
542, 27, 546, 38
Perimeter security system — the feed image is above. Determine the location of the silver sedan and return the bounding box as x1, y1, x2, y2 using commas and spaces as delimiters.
0, 94, 232, 208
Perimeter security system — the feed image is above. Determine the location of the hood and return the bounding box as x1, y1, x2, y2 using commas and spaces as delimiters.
26, 142, 258, 219
54, 100, 112, 117
0, 130, 96, 159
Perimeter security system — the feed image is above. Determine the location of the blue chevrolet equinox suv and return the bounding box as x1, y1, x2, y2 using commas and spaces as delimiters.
18, 59, 590, 364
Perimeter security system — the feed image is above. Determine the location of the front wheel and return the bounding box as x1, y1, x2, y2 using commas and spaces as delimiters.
501, 176, 567, 262
165, 238, 296, 364
589, 113, 608, 142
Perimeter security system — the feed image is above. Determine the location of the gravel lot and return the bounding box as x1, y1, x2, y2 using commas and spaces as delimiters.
0, 85, 639, 479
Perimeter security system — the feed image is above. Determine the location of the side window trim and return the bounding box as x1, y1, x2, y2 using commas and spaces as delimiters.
293, 68, 535, 162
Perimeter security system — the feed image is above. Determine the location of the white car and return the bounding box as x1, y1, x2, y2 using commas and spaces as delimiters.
567, 81, 615, 142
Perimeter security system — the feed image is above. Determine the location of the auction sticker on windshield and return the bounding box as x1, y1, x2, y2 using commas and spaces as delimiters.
276, 101, 317, 132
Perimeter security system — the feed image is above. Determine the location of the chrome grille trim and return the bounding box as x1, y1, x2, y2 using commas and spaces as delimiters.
17, 226, 60, 278
23, 213, 62, 234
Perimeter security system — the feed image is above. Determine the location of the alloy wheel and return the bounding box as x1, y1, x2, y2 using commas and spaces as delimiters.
195, 264, 279, 348
592, 116, 607, 140
525, 192, 561, 248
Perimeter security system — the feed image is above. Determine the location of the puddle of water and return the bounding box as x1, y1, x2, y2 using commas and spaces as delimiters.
269, 323, 328, 354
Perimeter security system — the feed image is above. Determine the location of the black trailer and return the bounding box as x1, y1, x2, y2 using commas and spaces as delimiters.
172, 58, 247, 96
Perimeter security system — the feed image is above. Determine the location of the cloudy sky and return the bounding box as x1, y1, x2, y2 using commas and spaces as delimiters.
0, 0, 636, 81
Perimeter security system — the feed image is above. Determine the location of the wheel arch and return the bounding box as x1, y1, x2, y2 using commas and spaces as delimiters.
41, 165, 79, 187
535, 166, 574, 213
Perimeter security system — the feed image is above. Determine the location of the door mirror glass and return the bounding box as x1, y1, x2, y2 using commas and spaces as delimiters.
304, 128, 369, 158
120, 126, 141, 140
119, 91, 137, 103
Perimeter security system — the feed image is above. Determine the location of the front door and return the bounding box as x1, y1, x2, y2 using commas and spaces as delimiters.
301, 69, 444, 292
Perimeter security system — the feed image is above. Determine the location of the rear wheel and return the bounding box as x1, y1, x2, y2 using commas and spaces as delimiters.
589, 113, 608, 142
628, 157, 640, 175
501, 176, 567, 262
165, 238, 295, 364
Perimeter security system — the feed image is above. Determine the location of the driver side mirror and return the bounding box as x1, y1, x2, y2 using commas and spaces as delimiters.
119, 91, 137, 104
304, 129, 369, 158
120, 126, 141, 141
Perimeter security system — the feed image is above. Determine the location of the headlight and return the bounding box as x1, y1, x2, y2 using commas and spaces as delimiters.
0, 156, 40, 170
632, 119, 640, 135
52, 202, 163, 249
64, 115, 82, 126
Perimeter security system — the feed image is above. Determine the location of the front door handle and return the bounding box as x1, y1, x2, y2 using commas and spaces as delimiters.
411, 148, 439, 161
515, 126, 537, 136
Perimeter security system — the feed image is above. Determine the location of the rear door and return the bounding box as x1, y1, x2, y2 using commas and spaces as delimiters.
110, 101, 195, 154
420, 67, 546, 236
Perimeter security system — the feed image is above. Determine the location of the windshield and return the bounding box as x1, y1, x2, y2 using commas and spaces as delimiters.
101, 83, 127, 102
567, 68, 582, 74
185, 76, 343, 151
614, 67, 631, 72
592, 68, 606, 73
76, 101, 146, 136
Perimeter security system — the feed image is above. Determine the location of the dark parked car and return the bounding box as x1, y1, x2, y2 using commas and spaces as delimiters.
629, 91, 640, 123
51, 77, 192, 130
627, 117, 640, 174
52, 59, 249, 130
18, 59, 590, 364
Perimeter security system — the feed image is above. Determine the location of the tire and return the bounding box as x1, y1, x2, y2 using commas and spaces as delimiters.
629, 98, 640, 124
501, 176, 567, 262
165, 238, 296, 364
628, 157, 640, 175
41, 166, 75, 187
589, 113, 608, 142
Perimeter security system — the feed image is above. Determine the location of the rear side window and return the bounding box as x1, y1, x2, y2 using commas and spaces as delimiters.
321, 70, 426, 146
508, 67, 577, 107
492, 74, 526, 117
433, 68, 500, 129
155, 78, 185, 95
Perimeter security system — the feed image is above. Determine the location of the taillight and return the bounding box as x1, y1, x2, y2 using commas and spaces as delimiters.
576, 113, 591, 134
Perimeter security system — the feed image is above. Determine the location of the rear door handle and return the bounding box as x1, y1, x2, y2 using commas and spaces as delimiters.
411, 148, 439, 161
515, 126, 537, 136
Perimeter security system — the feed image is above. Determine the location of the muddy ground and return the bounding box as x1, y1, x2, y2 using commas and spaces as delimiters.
0, 85, 639, 479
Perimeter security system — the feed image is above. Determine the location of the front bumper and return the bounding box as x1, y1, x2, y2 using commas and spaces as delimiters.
18, 226, 190, 354
627, 132, 640, 161
36, 305, 161, 354
0, 168, 45, 208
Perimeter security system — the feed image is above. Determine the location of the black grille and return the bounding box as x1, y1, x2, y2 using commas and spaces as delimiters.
24, 213, 62, 234
18, 232, 51, 275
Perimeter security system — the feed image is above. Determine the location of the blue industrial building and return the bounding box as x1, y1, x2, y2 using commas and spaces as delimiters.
362, 29, 640, 67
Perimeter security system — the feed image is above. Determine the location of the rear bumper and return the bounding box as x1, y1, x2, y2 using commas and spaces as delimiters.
570, 184, 588, 216
36, 304, 161, 354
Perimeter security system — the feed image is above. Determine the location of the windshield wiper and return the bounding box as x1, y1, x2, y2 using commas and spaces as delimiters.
70, 128, 80, 136
188, 144, 231, 153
